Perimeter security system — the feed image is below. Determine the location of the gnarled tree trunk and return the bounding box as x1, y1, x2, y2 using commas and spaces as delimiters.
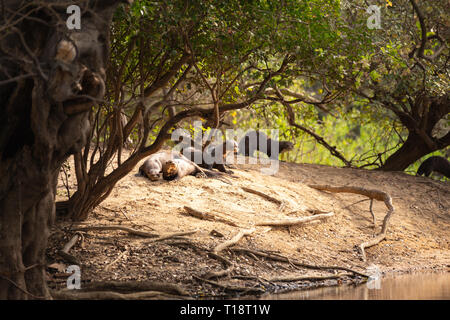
380, 94, 450, 171
0, 0, 129, 299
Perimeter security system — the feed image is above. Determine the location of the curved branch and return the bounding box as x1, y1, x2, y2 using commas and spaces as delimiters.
309, 185, 395, 262
409, 0, 447, 62
273, 88, 352, 167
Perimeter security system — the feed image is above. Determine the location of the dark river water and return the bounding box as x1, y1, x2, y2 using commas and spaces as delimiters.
259, 272, 450, 300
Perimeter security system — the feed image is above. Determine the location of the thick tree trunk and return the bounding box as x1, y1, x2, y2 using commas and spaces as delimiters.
380, 94, 450, 171
0, 0, 127, 299
380, 133, 434, 171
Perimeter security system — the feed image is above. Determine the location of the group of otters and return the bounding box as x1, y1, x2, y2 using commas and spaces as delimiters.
138, 130, 450, 182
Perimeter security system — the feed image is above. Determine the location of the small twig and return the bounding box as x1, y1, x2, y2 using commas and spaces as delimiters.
119, 209, 131, 221
343, 198, 371, 209
104, 249, 129, 272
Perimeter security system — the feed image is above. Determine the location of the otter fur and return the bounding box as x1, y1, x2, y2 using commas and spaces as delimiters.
138, 151, 185, 181
238, 130, 294, 160
416, 156, 450, 178
182, 140, 238, 173
138, 150, 230, 183
162, 158, 232, 184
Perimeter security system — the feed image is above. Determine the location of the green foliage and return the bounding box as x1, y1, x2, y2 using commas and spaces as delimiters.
105, 0, 448, 174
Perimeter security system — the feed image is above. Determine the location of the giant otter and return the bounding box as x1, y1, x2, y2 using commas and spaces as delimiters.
162, 158, 232, 184
238, 130, 294, 160
182, 140, 238, 173
416, 156, 450, 178
138, 150, 189, 181
138, 150, 230, 183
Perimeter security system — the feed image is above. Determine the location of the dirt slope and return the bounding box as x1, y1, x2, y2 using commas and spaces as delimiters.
49, 156, 450, 297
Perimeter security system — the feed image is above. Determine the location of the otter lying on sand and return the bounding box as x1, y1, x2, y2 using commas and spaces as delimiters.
416, 156, 450, 178
138, 150, 231, 183
238, 130, 294, 160
138, 151, 185, 181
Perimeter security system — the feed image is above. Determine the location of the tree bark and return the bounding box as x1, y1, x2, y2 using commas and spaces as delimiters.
380, 94, 449, 171
380, 133, 433, 171
0, 0, 127, 299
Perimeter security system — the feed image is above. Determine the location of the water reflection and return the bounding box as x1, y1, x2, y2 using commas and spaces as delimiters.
261, 273, 450, 300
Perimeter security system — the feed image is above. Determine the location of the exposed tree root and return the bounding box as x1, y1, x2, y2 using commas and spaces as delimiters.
266, 273, 349, 282
241, 187, 286, 210
183, 206, 240, 227
80, 280, 189, 296
193, 276, 265, 294
144, 230, 198, 243
71, 225, 159, 238
308, 184, 395, 261
207, 252, 234, 267
256, 211, 334, 227
230, 247, 369, 278
51, 290, 186, 300
203, 266, 235, 280
213, 228, 256, 254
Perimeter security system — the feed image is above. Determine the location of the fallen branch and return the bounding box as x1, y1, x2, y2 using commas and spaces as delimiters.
308, 185, 395, 261
256, 211, 334, 227
213, 228, 256, 254
241, 187, 285, 210
71, 225, 159, 238
230, 247, 369, 278
183, 206, 239, 227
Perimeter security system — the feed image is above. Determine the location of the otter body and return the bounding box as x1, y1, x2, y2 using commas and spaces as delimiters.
238, 130, 294, 160
183, 140, 238, 173
162, 158, 231, 184
138, 151, 188, 181
139, 150, 228, 182
162, 159, 203, 180
417, 156, 450, 178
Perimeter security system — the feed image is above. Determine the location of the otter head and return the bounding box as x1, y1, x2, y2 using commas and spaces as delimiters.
279, 141, 294, 153
139, 163, 160, 181
162, 160, 178, 181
